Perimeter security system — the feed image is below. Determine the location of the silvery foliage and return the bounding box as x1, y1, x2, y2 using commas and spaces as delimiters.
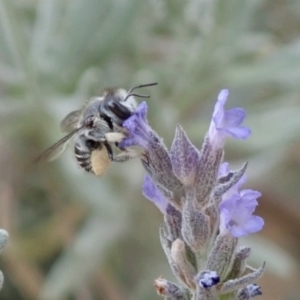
0, 229, 8, 291
120, 90, 265, 300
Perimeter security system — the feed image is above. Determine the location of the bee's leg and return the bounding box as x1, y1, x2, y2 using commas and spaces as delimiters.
105, 132, 126, 143
103, 142, 114, 161
112, 149, 141, 162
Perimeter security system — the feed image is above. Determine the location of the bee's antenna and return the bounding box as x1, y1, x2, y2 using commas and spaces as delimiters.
127, 82, 158, 94
125, 93, 150, 100
125, 82, 158, 102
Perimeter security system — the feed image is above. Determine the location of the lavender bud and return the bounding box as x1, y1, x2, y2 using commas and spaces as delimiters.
170, 125, 200, 186
225, 247, 251, 281
206, 231, 237, 280
235, 283, 262, 300
165, 204, 183, 241
194, 137, 224, 205
159, 226, 187, 287
181, 188, 210, 251
219, 263, 265, 295
171, 239, 196, 289
154, 277, 187, 299
203, 203, 220, 242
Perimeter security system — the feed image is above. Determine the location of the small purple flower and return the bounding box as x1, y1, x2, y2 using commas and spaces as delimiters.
196, 270, 220, 289
247, 283, 262, 297
219, 190, 264, 237
218, 162, 263, 237
208, 90, 251, 149
142, 174, 169, 213
120, 101, 151, 149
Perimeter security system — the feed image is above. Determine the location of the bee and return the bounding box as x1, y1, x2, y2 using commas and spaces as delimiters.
36, 83, 157, 176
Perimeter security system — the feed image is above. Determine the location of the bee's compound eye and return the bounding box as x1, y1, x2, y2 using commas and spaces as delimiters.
86, 139, 100, 150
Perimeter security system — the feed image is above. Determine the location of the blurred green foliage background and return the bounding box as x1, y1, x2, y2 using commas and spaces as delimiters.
1, 0, 300, 299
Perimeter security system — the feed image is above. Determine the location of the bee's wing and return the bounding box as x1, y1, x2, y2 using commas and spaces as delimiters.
35, 128, 82, 163
60, 109, 82, 133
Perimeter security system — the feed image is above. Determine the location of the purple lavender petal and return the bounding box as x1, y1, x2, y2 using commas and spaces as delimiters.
243, 216, 264, 233
218, 162, 230, 177
120, 101, 152, 149
229, 225, 247, 238
208, 90, 251, 149
221, 126, 251, 140
219, 192, 264, 237
142, 174, 168, 214
231, 172, 247, 191
247, 284, 262, 297
196, 270, 220, 289
224, 108, 246, 126
240, 190, 261, 203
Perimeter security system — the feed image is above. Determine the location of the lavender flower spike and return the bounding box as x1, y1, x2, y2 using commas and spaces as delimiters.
142, 174, 169, 214
208, 90, 251, 149
219, 191, 264, 238
118, 88, 265, 299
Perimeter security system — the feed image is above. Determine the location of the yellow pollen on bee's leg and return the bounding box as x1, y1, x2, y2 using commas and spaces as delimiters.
91, 149, 110, 176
